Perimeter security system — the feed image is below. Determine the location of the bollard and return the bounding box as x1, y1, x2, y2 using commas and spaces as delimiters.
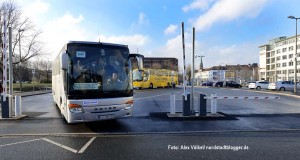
1, 96, 9, 118
199, 93, 207, 116
211, 94, 217, 114
182, 92, 190, 116
9, 95, 13, 117
170, 94, 176, 115
15, 95, 22, 117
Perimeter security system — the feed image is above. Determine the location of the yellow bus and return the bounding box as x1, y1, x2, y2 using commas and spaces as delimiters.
133, 68, 178, 89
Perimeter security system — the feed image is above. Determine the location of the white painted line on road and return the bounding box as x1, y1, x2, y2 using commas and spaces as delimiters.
0, 138, 42, 147
136, 91, 182, 101
135, 93, 169, 101
43, 138, 78, 153
78, 137, 96, 153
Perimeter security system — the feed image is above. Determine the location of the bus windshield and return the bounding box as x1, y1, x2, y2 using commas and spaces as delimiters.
67, 43, 132, 99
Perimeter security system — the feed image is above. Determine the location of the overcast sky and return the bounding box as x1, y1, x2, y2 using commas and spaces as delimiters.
15, 0, 300, 70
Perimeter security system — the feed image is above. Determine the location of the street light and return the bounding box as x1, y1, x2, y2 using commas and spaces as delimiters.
288, 16, 299, 93
18, 29, 25, 92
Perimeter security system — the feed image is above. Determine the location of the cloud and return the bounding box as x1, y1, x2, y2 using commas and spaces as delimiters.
42, 13, 89, 59
186, 0, 268, 31
98, 34, 149, 53
131, 12, 150, 29
151, 33, 204, 71
203, 43, 259, 67
182, 0, 215, 12
150, 33, 259, 71
164, 24, 178, 35
138, 12, 149, 25
22, 0, 50, 23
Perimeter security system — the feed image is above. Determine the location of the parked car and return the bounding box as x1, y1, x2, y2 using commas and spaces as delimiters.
214, 81, 224, 87
225, 81, 242, 88
201, 82, 213, 86
248, 81, 269, 90
268, 81, 300, 91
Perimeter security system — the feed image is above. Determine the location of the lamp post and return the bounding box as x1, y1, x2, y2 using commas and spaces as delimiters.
288, 16, 299, 93
18, 29, 25, 92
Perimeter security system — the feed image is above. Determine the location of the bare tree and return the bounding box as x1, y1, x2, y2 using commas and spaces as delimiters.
1, 1, 47, 91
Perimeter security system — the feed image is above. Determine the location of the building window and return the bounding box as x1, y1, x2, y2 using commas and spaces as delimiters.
282, 55, 287, 60
297, 45, 300, 49
289, 69, 294, 74
297, 61, 300, 65
276, 49, 281, 54
276, 70, 281, 74
283, 70, 287, 74
276, 56, 281, 60
282, 62, 287, 67
289, 61, 293, 66
276, 63, 280, 67
289, 46, 294, 51
282, 48, 287, 52
289, 54, 293, 59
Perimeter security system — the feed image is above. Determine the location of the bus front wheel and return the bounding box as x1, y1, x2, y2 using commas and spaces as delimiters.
149, 83, 153, 89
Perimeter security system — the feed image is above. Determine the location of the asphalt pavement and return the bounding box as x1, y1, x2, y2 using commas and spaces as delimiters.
0, 86, 300, 134
1, 87, 300, 159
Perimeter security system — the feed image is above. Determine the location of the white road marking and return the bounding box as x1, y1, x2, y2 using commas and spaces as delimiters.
0, 138, 42, 147
135, 91, 182, 101
78, 137, 96, 153
43, 138, 78, 153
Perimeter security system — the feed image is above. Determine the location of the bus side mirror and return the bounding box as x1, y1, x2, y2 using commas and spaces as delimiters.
61, 52, 68, 70
129, 54, 144, 70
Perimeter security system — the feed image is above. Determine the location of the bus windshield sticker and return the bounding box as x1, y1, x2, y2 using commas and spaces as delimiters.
73, 83, 99, 90
83, 101, 98, 105
76, 51, 86, 58
101, 49, 105, 55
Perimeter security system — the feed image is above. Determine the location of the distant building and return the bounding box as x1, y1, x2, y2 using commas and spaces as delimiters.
131, 57, 178, 71
195, 64, 258, 84
259, 36, 300, 82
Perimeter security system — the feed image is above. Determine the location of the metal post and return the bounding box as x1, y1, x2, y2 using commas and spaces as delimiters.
181, 22, 187, 100
170, 94, 175, 115
199, 93, 207, 116
182, 92, 190, 116
190, 27, 195, 115
15, 95, 21, 117
9, 27, 13, 117
288, 16, 299, 93
2, 15, 9, 118
210, 94, 217, 114
295, 18, 298, 93
18, 29, 24, 92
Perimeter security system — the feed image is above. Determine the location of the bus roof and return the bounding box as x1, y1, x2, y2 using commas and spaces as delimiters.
67, 41, 128, 48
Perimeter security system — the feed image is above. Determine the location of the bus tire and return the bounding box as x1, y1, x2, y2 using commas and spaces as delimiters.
149, 83, 153, 89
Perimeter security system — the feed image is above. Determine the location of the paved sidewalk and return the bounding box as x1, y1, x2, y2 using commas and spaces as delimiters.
14, 90, 52, 97
0, 90, 52, 119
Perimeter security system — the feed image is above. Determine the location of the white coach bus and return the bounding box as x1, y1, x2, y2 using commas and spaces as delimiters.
52, 41, 143, 123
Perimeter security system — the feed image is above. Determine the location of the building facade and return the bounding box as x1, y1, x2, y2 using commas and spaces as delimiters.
259, 36, 300, 82
195, 64, 258, 84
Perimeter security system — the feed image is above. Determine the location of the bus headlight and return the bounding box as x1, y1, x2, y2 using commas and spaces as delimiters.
68, 104, 83, 113
125, 100, 134, 109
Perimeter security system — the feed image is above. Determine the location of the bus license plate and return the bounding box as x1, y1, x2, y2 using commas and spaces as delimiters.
98, 114, 114, 120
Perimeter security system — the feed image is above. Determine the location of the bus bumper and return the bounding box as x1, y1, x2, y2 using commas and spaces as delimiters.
68, 106, 132, 123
